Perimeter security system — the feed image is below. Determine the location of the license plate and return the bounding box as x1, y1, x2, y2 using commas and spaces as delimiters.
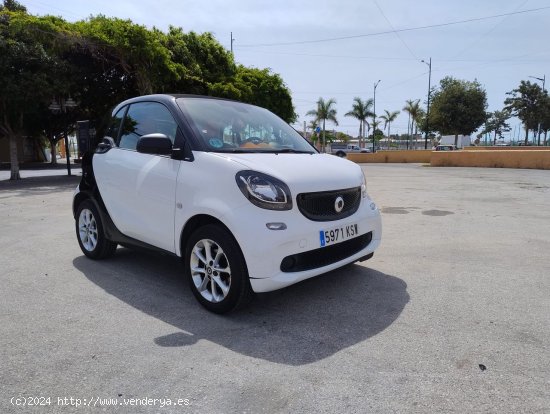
319, 223, 358, 247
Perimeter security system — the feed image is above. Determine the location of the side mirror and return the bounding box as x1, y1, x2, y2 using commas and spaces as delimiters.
96, 136, 116, 154
136, 133, 173, 155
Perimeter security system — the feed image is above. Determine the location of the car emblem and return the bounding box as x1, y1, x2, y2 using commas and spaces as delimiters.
334, 196, 344, 213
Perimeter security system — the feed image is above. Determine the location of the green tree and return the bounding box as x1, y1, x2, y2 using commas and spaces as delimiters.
306, 98, 338, 152
379, 109, 400, 149
430, 76, 488, 146
539, 96, 550, 145
74, 15, 179, 95
369, 120, 384, 148
504, 80, 547, 144
481, 110, 511, 145
209, 66, 295, 123
344, 97, 373, 148
163, 27, 235, 94
336, 131, 351, 143
0, 9, 66, 179
0, 7, 298, 177
1, 0, 26, 12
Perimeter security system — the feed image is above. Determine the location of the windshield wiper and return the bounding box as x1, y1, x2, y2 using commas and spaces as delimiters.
213, 149, 257, 153
269, 149, 315, 154
212, 148, 315, 154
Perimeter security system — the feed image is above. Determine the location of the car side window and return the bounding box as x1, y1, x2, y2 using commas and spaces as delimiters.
105, 108, 126, 140
118, 102, 178, 150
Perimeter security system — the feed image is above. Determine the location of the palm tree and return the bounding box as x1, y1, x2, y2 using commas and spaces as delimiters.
306, 97, 338, 152
403, 99, 420, 149
411, 105, 425, 149
379, 109, 400, 149
345, 97, 374, 148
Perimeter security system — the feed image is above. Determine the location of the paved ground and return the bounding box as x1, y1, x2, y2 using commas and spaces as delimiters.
1, 164, 549, 413
0, 161, 81, 181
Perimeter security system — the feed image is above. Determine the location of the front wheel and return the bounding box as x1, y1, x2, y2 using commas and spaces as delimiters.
75, 199, 117, 259
185, 224, 253, 313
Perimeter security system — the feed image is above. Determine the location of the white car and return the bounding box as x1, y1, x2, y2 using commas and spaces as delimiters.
73, 95, 382, 313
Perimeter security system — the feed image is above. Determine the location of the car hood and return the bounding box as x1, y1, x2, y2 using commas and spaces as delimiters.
209, 152, 364, 193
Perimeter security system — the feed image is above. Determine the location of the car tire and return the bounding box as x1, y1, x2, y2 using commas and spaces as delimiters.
75, 199, 117, 260
336, 151, 346, 157
185, 224, 253, 313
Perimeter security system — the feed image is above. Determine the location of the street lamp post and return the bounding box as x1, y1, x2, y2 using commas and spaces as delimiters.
373, 80, 381, 153
49, 97, 78, 176
529, 75, 545, 146
422, 57, 432, 150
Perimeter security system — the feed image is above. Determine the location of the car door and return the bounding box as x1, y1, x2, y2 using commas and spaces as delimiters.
94, 101, 181, 252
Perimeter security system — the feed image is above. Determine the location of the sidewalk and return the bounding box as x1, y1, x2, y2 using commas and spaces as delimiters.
0, 159, 82, 181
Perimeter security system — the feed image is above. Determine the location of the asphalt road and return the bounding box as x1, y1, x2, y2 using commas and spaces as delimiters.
1, 164, 549, 413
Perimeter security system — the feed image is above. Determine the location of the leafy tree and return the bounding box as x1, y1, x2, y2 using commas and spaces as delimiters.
0, 8, 297, 178
539, 96, 550, 145
162, 27, 235, 94
344, 97, 373, 148
306, 98, 338, 152
0, 9, 66, 179
481, 110, 511, 145
74, 15, 179, 95
429, 76, 487, 146
1, 0, 26, 12
379, 109, 400, 149
336, 131, 351, 143
209, 66, 295, 123
504, 80, 547, 144
368, 120, 384, 147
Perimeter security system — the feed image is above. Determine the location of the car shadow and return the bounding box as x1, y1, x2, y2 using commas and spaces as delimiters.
73, 248, 409, 366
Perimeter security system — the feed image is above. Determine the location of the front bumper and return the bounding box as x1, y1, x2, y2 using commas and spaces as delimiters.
223, 196, 382, 293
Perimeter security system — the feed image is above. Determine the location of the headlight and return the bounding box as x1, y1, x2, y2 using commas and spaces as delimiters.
236, 171, 292, 210
361, 170, 368, 198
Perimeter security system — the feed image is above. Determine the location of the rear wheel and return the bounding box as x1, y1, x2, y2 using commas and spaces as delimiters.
75, 199, 117, 259
185, 224, 253, 313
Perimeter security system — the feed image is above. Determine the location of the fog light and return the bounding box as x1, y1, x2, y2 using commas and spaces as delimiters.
370, 202, 377, 211
266, 222, 287, 230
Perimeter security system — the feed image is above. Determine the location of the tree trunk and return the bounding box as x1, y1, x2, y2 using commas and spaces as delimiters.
406, 114, 411, 150
454, 134, 459, 147
358, 121, 362, 148
322, 119, 326, 152
49, 137, 57, 164
9, 133, 20, 180
388, 123, 391, 150
524, 127, 529, 145
493, 131, 497, 146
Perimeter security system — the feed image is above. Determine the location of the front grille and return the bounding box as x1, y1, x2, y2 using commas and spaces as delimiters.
280, 232, 372, 273
297, 187, 361, 221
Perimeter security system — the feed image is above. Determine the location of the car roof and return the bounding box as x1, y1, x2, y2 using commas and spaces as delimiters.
111, 94, 244, 116
117, 94, 238, 107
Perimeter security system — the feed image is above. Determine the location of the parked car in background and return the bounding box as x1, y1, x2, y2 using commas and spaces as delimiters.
435, 145, 458, 151
439, 135, 471, 149
73, 94, 382, 313
330, 143, 371, 157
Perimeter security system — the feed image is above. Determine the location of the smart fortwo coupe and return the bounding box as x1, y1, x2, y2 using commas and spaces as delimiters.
73, 95, 382, 313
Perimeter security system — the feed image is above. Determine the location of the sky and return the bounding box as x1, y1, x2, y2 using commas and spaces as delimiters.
22, 0, 550, 140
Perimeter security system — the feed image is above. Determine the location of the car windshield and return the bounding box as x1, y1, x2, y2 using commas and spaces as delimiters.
177, 97, 316, 153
